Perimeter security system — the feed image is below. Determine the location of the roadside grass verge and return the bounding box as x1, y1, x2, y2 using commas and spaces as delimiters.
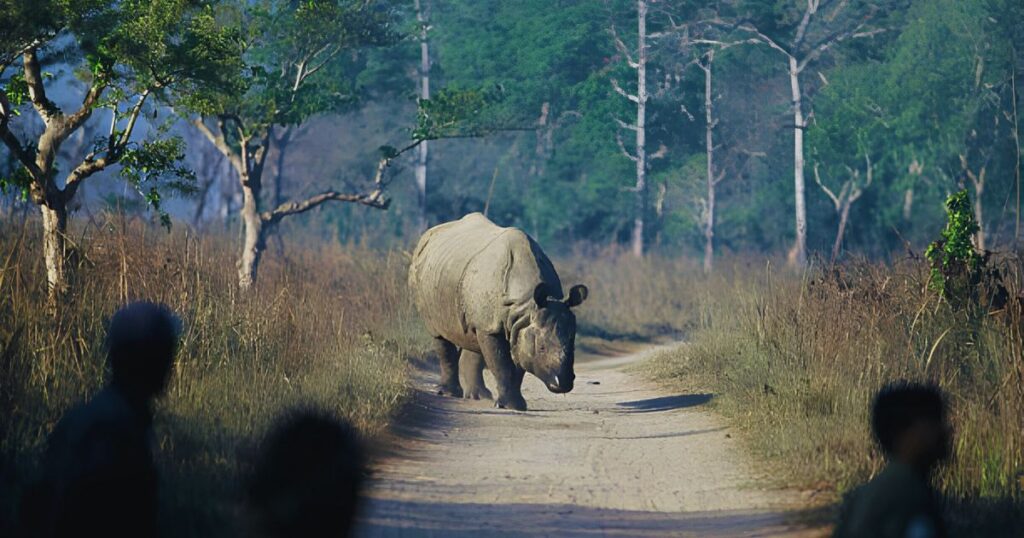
644, 257, 1024, 535
558, 250, 706, 341
0, 214, 428, 536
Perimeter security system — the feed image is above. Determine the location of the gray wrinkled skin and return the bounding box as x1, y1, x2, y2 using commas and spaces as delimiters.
409, 213, 587, 411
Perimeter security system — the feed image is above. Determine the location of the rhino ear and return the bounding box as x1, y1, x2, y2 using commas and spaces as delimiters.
565, 284, 588, 308
533, 283, 549, 308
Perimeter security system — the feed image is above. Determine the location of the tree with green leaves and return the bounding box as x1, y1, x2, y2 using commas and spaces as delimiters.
882, 0, 1019, 252
186, 0, 400, 289
807, 63, 887, 264
187, 0, 508, 288
0, 0, 241, 303
708, 0, 893, 266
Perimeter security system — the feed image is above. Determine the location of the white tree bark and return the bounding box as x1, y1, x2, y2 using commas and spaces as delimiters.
714, 2, 884, 267
611, 0, 649, 258
0, 48, 149, 303
702, 51, 717, 274
41, 202, 68, 299
788, 58, 808, 267
193, 118, 397, 289
813, 156, 872, 265
414, 0, 431, 233
631, 0, 648, 259
238, 181, 267, 289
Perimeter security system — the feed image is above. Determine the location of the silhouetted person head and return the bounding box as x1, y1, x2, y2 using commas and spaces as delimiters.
106, 301, 182, 402
248, 408, 366, 538
871, 381, 951, 474
834, 382, 952, 537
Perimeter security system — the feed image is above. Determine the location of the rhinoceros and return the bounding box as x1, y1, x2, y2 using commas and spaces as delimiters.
408, 213, 588, 411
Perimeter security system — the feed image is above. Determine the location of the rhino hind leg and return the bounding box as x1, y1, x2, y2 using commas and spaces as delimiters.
434, 337, 463, 398
477, 334, 527, 411
458, 350, 493, 400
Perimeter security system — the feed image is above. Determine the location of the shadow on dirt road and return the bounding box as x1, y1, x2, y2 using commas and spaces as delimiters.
355, 345, 831, 537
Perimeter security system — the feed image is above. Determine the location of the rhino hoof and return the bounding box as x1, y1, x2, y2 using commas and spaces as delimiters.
463, 387, 493, 400
436, 384, 463, 398
495, 396, 527, 411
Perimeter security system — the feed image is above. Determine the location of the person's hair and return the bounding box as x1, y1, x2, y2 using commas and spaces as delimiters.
871, 381, 947, 455
248, 408, 366, 538
106, 301, 182, 396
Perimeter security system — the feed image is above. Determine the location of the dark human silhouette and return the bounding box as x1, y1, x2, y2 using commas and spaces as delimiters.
247, 409, 366, 538
834, 381, 952, 538
19, 301, 182, 538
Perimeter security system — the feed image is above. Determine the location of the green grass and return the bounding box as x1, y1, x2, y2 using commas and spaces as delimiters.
0, 214, 429, 536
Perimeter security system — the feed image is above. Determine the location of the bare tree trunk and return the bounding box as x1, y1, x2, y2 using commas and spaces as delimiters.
788, 58, 808, 267
831, 200, 851, 265
903, 187, 914, 221
973, 168, 986, 251
238, 181, 267, 290
414, 0, 431, 233
631, 0, 648, 259
269, 127, 293, 255
1012, 47, 1021, 245
703, 51, 716, 275
41, 200, 68, 303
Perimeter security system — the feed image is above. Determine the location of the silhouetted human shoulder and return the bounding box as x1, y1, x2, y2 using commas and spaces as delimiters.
21, 301, 181, 538
834, 381, 950, 538
42, 383, 160, 537
835, 461, 944, 538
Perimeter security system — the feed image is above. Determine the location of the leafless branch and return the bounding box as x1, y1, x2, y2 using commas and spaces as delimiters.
611, 79, 640, 103
22, 49, 60, 125
0, 124, 41, 178
192, 117, 244, 172
65, 82, 106, 135
615, 130, 637, 162
609, 25, 639, 68
813, 162, 842, 209
798, 26, 886, 71
264, 189, 388, 223
614, 117, 638, 131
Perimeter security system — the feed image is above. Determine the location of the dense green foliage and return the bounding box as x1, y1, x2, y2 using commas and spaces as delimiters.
0, 0, 241, 210
3, 0, 1021, 258
926, 190, 982, 297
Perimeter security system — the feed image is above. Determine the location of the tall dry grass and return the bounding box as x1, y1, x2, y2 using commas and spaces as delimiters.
0, 213, 428, 536
646, 256, 1024, 534
558, 249, 707, 340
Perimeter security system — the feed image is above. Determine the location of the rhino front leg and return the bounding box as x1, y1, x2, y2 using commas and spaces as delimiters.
434, 337, 463, 398
477, 333, 527, 411
459, 350, 493, 400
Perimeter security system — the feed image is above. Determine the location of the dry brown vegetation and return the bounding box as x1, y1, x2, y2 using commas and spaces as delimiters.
0, 214, 426, 535
644, 256, 1024, 534
3, 212, 1022, 536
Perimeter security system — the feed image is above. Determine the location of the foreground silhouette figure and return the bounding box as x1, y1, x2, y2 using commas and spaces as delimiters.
247, 409, 366, 538
834, 381, 951, 538
20, 301, 181, 538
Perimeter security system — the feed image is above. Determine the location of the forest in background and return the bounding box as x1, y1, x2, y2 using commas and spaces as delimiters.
2, 0, 1022, 278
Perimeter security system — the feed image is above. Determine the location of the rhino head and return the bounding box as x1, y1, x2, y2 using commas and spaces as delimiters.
511, 283, 588, 394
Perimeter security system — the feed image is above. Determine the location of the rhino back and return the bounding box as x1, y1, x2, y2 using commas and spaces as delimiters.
409, 213, 509, 346
409, 213, 562, 345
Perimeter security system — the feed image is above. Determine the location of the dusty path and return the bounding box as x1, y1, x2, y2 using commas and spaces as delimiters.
354, 345, 825, 537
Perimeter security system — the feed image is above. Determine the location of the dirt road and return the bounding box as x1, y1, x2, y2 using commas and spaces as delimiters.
354, 345, 825, 537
